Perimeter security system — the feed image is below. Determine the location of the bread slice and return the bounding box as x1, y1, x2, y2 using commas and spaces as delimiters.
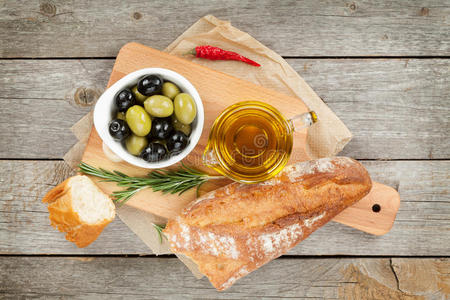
42, 175, 115, 248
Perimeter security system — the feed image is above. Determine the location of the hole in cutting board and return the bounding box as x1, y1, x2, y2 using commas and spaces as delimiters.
372, 204, 381, 213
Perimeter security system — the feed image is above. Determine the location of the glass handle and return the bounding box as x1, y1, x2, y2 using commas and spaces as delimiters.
288, 111, 317, 132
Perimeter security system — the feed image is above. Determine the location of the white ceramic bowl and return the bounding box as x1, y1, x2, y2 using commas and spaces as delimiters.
93, 68, 204, 169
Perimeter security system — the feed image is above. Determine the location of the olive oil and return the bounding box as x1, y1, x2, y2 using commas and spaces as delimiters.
203, 101, 293, 183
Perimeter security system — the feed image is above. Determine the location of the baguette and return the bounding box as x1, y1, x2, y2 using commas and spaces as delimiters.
164, 157, 372, 290
42, 175, 115, 248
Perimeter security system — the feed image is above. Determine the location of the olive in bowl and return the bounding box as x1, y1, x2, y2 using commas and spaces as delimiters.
140, 142, 167, 162
150, 117, 173, 140
125, 105, 151, 137
174, 93, 197, 125
93, 68, 204, 169
125, 134, 148, 156
172, 116, 192, 136
109, 119, 130, 141
162, 82, 180, 99
167, 131, 189, 154
115, 89, 136, 112
144, 95, 173, 118
137, 75, 163, 96
131, 86, 148, 103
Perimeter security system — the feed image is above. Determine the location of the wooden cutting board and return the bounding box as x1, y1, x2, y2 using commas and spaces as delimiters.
81, 42, 400, 236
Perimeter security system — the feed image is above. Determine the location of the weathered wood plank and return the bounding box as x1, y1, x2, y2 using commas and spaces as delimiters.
0, 59, 112, 159
1, 257, 448, 299
294, 58, 450, 160
1, 59, 448, 159
1, 160, 448, 255
1, 0, 449, 58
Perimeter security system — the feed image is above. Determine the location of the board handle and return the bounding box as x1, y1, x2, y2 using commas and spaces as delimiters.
332, 182, 400, 235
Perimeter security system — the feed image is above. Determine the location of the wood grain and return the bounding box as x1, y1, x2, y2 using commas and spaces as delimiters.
334, 182, 400, 235
0, 58, 448, 160
0, 1, 448, 295
1, 160, 448, 255
1, 1, 449, 57
1, 256, 448, 298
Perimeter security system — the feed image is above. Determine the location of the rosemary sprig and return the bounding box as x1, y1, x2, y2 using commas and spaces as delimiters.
153, 224, 166, 244
78, 162, 223, 206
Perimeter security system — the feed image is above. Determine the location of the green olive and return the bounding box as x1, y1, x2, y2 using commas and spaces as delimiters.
144, 95, 174, 118
153, 139, 167, 148
131, 85, 148, 103
172, 116, 192, 136
125, 134, 148, 156
161, 82, 180, 99
116, 112, 126, 121
125, 105, 151, 136
174, 93, 196, 125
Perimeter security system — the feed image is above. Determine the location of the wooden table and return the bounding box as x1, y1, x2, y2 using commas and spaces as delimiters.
1, 1, 449, 298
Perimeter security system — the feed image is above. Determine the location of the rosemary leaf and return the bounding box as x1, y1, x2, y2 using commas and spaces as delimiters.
153, 224, 166, 244
78, 162, 223, 206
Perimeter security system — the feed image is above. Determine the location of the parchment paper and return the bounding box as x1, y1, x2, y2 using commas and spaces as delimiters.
64, 15, 352, 278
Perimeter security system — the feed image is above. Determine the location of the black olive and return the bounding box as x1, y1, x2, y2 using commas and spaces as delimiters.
109, 119, 131, 141
150, 117, 173, 140
115, 89, 136, 112
140, 142, 167, 162
137, 75, 163, 96
167, 131, 188, 154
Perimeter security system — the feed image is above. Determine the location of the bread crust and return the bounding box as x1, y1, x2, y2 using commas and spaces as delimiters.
42, 176, 115, 248
164, 157, 372, 290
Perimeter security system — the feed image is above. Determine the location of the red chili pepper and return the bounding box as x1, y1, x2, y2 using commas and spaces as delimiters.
189, 45, 261, 67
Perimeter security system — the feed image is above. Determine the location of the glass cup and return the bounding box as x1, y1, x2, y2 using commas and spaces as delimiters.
203, 101, 317, 183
